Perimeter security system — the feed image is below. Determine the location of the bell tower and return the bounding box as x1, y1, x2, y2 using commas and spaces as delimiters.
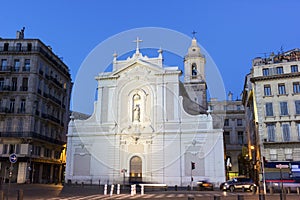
183, 36, 207, 111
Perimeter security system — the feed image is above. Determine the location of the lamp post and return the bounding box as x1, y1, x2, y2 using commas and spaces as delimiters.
27, 148, 32, 183
121, 169, 127, 190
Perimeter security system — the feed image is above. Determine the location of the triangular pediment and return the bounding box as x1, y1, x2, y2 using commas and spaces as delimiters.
111, 59, 164, 76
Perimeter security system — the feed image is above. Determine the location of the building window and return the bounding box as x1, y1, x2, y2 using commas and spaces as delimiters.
264, 85, 272, 96
224, 131, 230, 144
293, 82, 300, 94
13, 59, 20, 71
3, 43, 9, 51
16, 43, 22, 51
237, 105, 241, 110
267, 123, 276, 142
223, 105, 227, 111
263, 68, 269, 76
54, 151, 61, 159
280, 102, 288, 116
27, 43, 32, 51
265, 103, 274, 116
3, 144, 8, 154
291, 65, 298, 73
9, 144, 20, 154
278, 84, 286, 95
270, 149, 277, 161
224, 119, 229, 126
297, 123, 300, 141
1, 59, 8, 71
44, 148, 51, 158
6, 119, 12, 132
19, 99, 26, 113
0, 78, 4, 90
237, 119, 243, 126
285, 148, 293, 160
282, 124, 290, 142
12, 77, 17, 91
21, 77, 28, 91
276, 66, 284, 74
295, 100, 300, 115
238, 131, 244, 145
32, 145, 41, 156
9, 99, 15, 113
23, 59, 30, 71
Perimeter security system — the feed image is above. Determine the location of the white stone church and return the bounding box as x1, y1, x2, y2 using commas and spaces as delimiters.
66, 37, 225, 186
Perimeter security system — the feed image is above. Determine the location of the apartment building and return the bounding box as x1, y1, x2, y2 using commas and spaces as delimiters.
208, 93, 247, 179
0, 29, 72, 183
243, 49, 300, 183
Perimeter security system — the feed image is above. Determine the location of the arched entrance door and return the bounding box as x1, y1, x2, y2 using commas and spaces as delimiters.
129, 156, 142, 183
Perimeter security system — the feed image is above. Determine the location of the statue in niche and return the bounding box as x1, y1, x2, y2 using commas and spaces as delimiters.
133, 104, 140, 122
132, 94, 141, 122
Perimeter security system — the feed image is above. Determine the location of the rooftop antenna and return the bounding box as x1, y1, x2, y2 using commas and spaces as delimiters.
192, 30, 197, 38
280, 45, 284, 54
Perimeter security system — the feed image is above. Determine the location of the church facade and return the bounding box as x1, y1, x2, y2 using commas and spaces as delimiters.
66, 38, 225, 186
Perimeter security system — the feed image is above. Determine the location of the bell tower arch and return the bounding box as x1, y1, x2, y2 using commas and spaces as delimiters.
183, 36, 207, 111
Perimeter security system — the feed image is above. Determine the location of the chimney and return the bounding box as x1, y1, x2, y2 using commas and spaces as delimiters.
16, 27, 25, 39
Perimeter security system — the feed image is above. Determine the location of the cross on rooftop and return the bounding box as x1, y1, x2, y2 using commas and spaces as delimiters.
133, 37, 143, 54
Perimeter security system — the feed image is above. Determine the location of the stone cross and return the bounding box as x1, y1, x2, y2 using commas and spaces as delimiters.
133, 37, 142, 54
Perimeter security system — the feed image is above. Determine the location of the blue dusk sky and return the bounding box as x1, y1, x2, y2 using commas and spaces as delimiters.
1, 1, 299, 114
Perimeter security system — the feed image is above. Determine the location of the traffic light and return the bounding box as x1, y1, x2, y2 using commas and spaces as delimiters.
191, 162, 195, 170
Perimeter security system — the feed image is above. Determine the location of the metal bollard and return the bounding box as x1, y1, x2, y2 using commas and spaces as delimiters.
269, 187, 273, 194
131, 185, 134, 196
134, 184, 136, 195
297, 187, 300, 195
110, 184, 114, 196
17, 189, 23, 200
237, 195, 244, 200
104, 184, 107, 195
141, 185, 144, 195
214, 195, 220, 200
117, 184, 120, 195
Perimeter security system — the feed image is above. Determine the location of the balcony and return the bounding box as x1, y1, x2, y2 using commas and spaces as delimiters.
0, 66, 21, 73
41, 113, 61, 124
17, 108, 26, 114
0, 46, 70, 76
20, 86, 28, 91
0, 107, 14, 113
49, 94, 61, 105
0, 131, 65, 145
0, 85, 11, 91
22, 66, 30, 72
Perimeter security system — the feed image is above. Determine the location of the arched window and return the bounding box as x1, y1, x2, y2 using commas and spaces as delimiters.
192, 63, 197, 76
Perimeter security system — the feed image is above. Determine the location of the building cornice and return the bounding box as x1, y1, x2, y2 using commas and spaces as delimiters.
250, 72, 300, 82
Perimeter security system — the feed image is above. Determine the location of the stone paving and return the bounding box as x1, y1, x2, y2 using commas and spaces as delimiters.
0, 184, 300, 200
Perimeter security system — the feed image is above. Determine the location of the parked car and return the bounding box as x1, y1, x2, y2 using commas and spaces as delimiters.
196, 180, 214, 191
220, 177, 256, 192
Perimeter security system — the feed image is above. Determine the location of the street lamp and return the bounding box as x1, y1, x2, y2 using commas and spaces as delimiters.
29, 149, 33, 183
121, 169, 127, 190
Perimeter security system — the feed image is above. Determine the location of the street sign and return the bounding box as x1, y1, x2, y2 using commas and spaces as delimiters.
276, 164, 289, 169
9, 153, 17, 163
